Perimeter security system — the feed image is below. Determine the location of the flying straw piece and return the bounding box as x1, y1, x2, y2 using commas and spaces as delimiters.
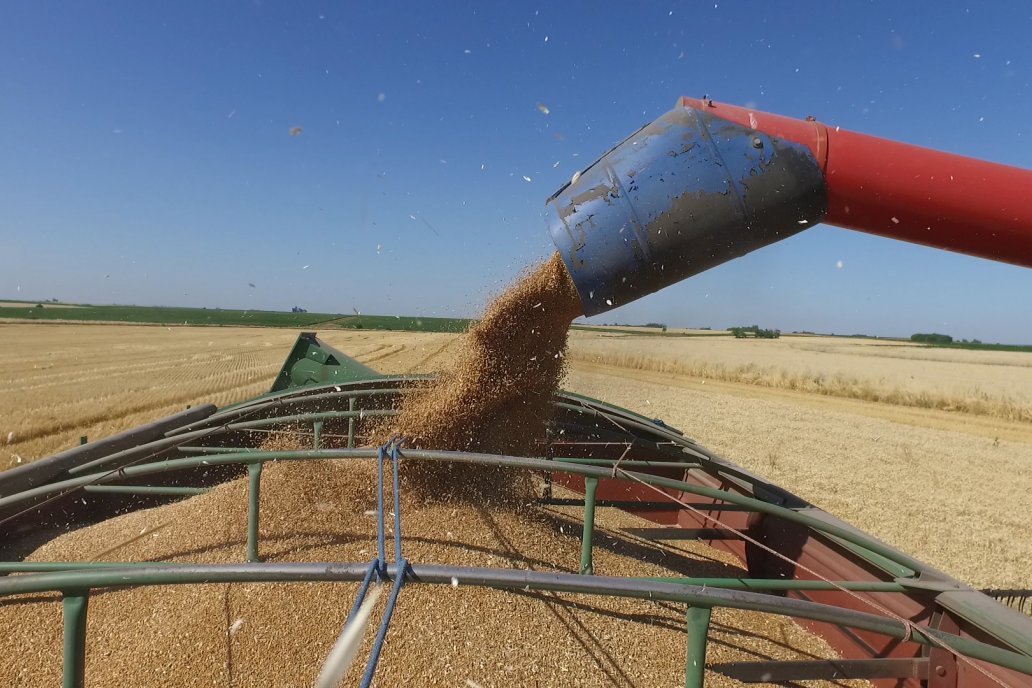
315, 584, 384, 688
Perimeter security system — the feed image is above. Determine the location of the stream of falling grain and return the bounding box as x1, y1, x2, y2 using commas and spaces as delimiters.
374, 252, 582, 500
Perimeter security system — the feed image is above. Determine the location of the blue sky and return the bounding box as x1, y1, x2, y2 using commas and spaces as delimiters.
2, 2, 1031, 342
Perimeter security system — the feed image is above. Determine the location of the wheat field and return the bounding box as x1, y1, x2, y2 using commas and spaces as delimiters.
2, 321, 1030, 591
568, 331, 1032, 421
0, 323, 454, 467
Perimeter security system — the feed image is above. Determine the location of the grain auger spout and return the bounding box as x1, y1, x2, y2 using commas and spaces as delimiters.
545, 96, 1032, 316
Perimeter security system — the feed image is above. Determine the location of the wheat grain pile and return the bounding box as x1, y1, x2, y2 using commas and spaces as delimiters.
374, 253, 582, 500
0, 460, 860, 687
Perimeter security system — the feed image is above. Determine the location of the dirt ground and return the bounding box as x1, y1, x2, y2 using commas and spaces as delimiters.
2, 322, 1030, 591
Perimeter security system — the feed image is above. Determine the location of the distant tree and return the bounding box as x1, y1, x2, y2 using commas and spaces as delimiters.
911, 333, 953, 344
34, 303, 43, 309
731, 325, 780, 339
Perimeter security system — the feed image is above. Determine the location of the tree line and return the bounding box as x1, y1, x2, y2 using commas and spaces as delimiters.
730, 325, 780, 339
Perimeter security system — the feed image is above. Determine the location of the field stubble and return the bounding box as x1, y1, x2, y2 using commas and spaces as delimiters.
0, 323, 455, 466
3, 323, 1031, 591
567, 332, 1032, 423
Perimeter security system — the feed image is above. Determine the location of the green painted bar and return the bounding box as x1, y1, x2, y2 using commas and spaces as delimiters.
554, 401, 706, 461
819, 531, 916, 581
247, 462, 263, 563
0, 448, 925, 579
67, 409, 396, 476
685, 606, 711, 688
347, 397, 357, 448
228, 409, 390, 430
313, 421, 323, 450
203, 384, 415, 423
644, 577, 907, 592
0, 562, 192, 572
2, 563, 1031, 677
0, 562, 908, 594
555, 458, 702, 469
62, 593, 89, 688
83, 485, 209, 497
540, 498, 753, 512
558, 392, 681, 432
580, 476, 599, 575
0, 451, 378, 512
399, 449, 930, 576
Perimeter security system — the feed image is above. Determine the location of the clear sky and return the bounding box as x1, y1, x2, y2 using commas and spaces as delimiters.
2, 2, 1031, 342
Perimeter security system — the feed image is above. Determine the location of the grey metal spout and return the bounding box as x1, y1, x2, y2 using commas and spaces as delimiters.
545, 103, 828, 316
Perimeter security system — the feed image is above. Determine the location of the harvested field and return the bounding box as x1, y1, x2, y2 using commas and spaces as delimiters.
0, 323, 455, 466
568, 331, 1032, 422
2, 320, 1031, 594
0, 459, 864, 688
573, 324, 727, 336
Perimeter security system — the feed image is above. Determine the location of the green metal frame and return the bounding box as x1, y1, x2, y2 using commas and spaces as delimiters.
685, 606, 712, 688
0, 448, 937, 577
4, 377, 1032, 687
269, 332, 383, 393
61, 593, 88, 688
4, 560, 1032, 687
579, 476, 598, 575
247, 462, 263, 563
